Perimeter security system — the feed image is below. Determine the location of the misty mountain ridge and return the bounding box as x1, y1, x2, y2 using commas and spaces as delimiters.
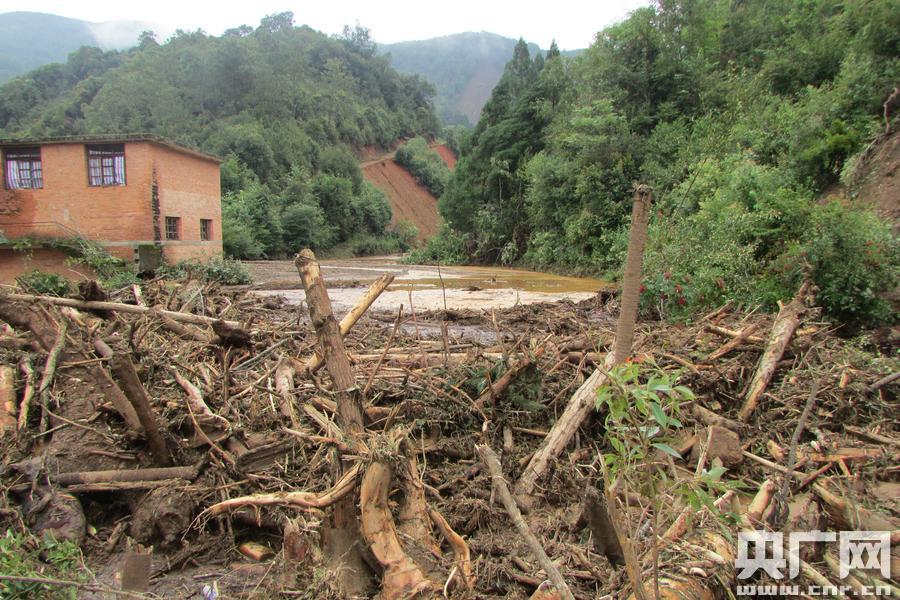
381, 32, 581, 126
0, 12, 152, 82
0, 13, 581, 126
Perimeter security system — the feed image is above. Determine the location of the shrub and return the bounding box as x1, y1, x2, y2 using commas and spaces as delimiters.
394, 137, 451, 197
16, 270, 71, 296
0, 530, 88, 599
772, 202, 898, 326
406, 225, 471, 264
158, 256, 252, 285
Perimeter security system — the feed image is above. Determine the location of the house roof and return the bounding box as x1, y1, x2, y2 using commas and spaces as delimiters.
0, 134, 223, 164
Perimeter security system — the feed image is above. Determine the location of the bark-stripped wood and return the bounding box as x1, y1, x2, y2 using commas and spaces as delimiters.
515, 185, 652, 507
738, 282, 810, 421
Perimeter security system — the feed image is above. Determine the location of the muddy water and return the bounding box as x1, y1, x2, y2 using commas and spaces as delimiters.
248, 257, 606, 315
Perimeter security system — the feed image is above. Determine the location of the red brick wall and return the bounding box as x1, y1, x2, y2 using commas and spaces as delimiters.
152, 144, 223, 263
0, 140, 223, 282
0, 248, 95, 283
0, 142, 155, 244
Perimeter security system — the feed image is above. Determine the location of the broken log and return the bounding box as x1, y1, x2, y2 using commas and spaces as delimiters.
151, 307, 212, 343
0, 365, 16, 433
475, 346, 546, 409
812, 482, 900, 536
2, 292, 242, 328
514, 185, 652, 507
704, 322, 760, 362
108, 354, 172, 467
274, 359, 300, 427
360, 461, 438, 600
304, 272, 395, 373
295, 250, 365, 431
477, 444, 575, 600
294, 249, 370, 596
17, 358, 35, 431
429, 508, 475, 591
172, 369, 230, 432
738, 282, 811, 421
704, 324, 765, 344
9, 464, 200, 493
91, 340, 144, 434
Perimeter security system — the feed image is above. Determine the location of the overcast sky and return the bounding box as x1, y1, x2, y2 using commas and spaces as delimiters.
0, 0, 649, 50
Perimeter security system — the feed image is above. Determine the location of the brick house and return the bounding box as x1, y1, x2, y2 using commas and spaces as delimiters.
0, 135, 223, 282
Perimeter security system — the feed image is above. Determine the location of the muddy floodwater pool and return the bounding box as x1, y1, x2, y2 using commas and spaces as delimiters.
246, 257, 607, 314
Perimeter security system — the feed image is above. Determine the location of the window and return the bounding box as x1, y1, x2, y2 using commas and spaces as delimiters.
87, 144, 125, 186
165, 216, 180, 240
4, 147, 43, 189
200, 219, 212, 241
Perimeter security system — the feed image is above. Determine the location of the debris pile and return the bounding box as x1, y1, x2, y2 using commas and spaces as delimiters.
0, 253, 897, 599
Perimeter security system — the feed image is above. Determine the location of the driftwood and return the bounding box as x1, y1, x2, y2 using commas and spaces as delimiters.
151, 307, 212, 343
172, 369, 229, 432
205, 463, 361, 516
9, 464, 200, 493
429, 508, 475, 591
2, 292, 242, 329
91, 341, 144, 434
812, 482, 900, 538
108, 354, 172, 467
704, 324, 765, 344
274, 359, 300, 427
704, 322, 760, 362
295, 249, 372, 596
738, 282, 810, 421
17, 358, 35, 431
515, 185, 652, 507
475, 346, 546, 409
0, 365, 16, 433
38, 318, 68, 432
304, 272, 395, 373
477, 443, 575, 600
360, 461, 438, 600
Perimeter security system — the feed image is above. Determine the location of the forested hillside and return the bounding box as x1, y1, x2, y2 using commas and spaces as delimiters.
0, 13, 440, 258
382, 33, 542, 126
423, 0, 899, 326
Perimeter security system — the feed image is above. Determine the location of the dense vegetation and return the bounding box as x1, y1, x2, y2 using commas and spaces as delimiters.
0, 13, 440, 258
422, 0, 899, 325
394, 137, 452, 196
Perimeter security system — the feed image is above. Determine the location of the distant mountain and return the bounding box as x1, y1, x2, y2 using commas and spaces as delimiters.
382, 32, 557, 127
0, 12, 150, 82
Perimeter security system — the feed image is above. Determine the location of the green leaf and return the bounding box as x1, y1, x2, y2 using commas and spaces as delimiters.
703, 465, 728, 481
650, 401, 669, 427
652, 442, 683, 459
673, 385, 696, 400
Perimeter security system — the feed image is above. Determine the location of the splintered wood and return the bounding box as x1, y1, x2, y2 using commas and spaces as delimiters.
0, 249, 896, 600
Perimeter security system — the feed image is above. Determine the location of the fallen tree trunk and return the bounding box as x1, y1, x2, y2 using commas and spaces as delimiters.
108, 354, 172, 467
0, 365, 17, 433
515, 185, 653, 507
738, 282, 811, 421
2, 293, 242, 329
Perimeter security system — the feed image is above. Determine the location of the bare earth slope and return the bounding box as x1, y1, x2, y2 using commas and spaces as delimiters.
361, 143, 456, 241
